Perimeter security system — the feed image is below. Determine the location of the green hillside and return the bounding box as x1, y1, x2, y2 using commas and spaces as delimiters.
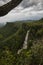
0, 19, 43, 65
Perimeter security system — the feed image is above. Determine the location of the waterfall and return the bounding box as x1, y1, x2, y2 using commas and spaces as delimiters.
17, 30, 30, 54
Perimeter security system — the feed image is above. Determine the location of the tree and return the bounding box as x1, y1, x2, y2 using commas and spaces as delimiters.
0, 47, 15, 65
31, 43, 43, 65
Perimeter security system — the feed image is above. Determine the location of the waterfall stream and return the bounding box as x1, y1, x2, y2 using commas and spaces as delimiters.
17, 30, 30, 54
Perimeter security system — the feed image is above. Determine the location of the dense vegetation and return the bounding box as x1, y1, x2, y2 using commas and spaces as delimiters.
0, 19, 43, 65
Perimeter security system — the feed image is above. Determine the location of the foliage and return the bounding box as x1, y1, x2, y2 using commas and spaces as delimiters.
0, 19, 43, 65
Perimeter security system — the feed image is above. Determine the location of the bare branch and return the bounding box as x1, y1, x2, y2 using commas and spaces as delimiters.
0, 0, 22, 16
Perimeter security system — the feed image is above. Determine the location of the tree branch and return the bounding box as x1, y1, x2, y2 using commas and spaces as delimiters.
0, 0, 22, 16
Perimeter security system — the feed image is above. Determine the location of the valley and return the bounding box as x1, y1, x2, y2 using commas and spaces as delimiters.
0, 19, 43, 65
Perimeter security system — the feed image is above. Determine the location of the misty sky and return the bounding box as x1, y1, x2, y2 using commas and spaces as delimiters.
0, 0, 43, 23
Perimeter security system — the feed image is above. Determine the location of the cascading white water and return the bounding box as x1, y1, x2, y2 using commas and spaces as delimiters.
17, 30, 30, 54
23, 30, 29, 49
